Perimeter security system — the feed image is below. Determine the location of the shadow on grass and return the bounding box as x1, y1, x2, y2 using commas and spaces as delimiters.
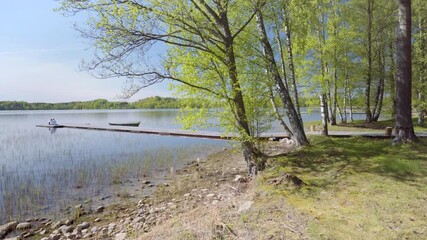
269, 136, 427, 189
335, 117, 427, 131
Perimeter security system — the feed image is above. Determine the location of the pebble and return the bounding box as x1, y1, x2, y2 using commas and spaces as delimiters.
78, 222, 90, 230
50, 221, 63, 229
132, 217, 144, 224
115, 232, 127, 240
0, 221, 18, 239
4, 237, 21, 240
96, 206, 105, 213
60, 225, 74, 234
238, 201, 254, 213
91, 226, 98, 233
16, 222, 32, 230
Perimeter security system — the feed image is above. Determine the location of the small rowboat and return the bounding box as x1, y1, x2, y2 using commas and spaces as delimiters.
108, 121, 141, 127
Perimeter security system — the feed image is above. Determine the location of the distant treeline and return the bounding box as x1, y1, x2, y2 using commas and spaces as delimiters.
0, 96, 202, 110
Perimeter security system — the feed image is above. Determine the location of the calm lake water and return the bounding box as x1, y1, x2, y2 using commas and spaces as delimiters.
0, 109, 230, 224
0, 108, 366, 224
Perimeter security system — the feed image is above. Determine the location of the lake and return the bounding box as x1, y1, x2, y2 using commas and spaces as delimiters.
0, 108, 366, 224
0, 109, 230, 224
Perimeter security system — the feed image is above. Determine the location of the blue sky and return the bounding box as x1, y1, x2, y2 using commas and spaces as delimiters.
0, 1, 170, 103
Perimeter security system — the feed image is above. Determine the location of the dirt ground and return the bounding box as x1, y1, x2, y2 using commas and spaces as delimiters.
135, 142, 310, 240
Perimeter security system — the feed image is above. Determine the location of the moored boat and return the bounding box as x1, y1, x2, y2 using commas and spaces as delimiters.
108, 121, 141, 127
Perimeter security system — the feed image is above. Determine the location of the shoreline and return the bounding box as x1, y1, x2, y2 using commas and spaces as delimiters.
1, 141, 301, 240
1, 146, 243, 239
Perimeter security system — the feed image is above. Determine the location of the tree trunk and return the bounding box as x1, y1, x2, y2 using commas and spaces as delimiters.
389, 43, 397, 117
320, 94, 328, 136
242, 141, 265, 175
373, 49, 385, 121
269, 88, 293, 137
416, 15, 426, 126
343, 55, 349, 123
274, 23, 289, 90
365, 0, 373, 123
333, 63, 340, 124
220, 11, 266, 172
255, 9, 309, 147
394, 0, 417, 142
284, 14, 302, 124
349, 92, 354, 122
418, 108, 425, 126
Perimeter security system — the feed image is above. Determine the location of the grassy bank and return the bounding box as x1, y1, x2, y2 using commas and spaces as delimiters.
141, 136, 426, 239
260, 136, 427, 239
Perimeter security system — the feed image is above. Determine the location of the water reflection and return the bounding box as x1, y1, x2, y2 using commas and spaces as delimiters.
48, 127, 57, 134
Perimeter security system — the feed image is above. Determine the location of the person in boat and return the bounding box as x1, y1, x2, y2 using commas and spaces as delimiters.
49, 118, 58, 125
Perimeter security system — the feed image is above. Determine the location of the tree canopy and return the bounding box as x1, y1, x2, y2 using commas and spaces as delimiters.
58, 0, 427, 172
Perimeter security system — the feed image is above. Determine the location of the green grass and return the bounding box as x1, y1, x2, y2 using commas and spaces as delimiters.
259, 136, 427, 239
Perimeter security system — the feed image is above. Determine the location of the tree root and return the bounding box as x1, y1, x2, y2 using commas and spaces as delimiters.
267, 173, 306, 188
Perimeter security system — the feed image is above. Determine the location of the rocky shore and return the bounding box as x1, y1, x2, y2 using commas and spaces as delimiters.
1, 141, 303, 240
0, 148, 244, 240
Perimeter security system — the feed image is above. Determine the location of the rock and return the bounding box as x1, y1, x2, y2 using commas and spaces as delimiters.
0, 221, 18, 239
212, 200, 219, 205
40, 238, 49, 240
280, 138, 294, 145
238, 201, 253, 213
96, 206, 105, 213
184, 193, 191, 197
60, 225, 74, 234
50, 221, 63, 229
39, 229, 48, 235
94, 218, 102, 222
22, 231, 35, 238
83, 233, 93, 238
78, 222, 90, 230
50, 234, 61, 240
4, 237, 21, 240
75, 204, 84, 209
115, 232, 127, 240
234, 175, 248, 182
16, 222, 32, 230
64, 219, 74, 226
148, 184, 154, 187
91, 226, 98, 233
132, 217, 144, 224
143, 180, 151, 184
206, 193, 215, 198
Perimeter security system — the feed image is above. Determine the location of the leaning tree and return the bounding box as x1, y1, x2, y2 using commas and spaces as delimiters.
59, 0, 309, 174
